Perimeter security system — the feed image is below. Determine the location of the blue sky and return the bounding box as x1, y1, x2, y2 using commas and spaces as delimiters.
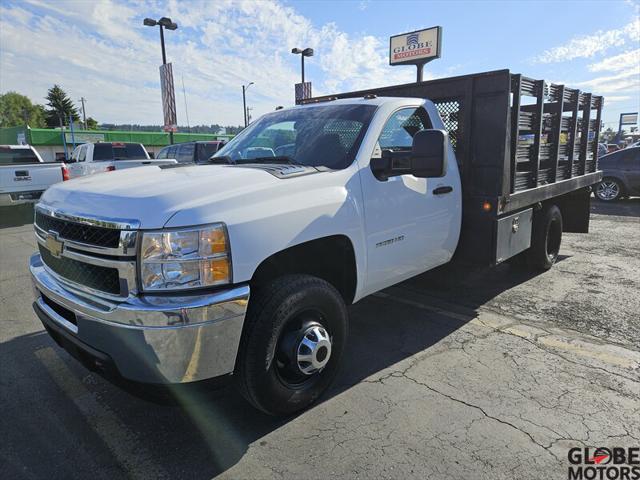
0, 0, 638, 129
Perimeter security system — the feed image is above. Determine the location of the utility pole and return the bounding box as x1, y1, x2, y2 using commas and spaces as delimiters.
79, 97, 87, 130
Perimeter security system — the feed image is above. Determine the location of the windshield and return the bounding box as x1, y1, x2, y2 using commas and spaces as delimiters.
213, 104, 377, 170
93, 143, 148, 161
0, 147, 40, 165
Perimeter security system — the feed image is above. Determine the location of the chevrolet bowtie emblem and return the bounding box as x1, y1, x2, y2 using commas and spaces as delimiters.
46, 231, 64, 258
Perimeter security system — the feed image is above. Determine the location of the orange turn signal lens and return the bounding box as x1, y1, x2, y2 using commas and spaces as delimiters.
201, 257, 230, 285
200, 228, 227, 255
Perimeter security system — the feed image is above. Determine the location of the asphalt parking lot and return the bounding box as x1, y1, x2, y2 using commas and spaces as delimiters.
1, 200, 639, 480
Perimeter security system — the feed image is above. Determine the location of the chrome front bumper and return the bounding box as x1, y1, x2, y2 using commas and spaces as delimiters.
30, 253, 249, 384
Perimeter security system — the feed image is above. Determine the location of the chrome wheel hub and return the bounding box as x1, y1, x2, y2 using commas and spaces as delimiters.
597, 181, 619, 200
296, 325, 332, 375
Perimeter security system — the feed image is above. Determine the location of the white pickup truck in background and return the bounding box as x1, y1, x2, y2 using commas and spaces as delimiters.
67, 142, 177, 178
0, 145, 68, 207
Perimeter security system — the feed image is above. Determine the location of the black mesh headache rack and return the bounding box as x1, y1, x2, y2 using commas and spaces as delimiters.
302, 69, 604, 265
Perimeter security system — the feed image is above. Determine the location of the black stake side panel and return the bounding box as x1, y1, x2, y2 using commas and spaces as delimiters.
303, 69, 603, 265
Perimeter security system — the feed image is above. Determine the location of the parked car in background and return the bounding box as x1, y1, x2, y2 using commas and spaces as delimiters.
598, 143, 608, 158
0, 145, 68, 206
594, 147, 640, 201
606, 144, 621, 153
156, 140, 227, 164
66, 142, 177, 178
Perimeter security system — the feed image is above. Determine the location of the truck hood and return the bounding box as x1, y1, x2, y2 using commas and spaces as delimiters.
39, 164, 296, 229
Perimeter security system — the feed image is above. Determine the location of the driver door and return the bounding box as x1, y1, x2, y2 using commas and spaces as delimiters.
360, 106, 456, 294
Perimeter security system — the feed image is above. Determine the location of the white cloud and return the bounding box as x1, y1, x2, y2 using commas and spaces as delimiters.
533, 20, 639, 63
604, 95, 632, 103
588, 48, 640, 72
1, 0, 416, 126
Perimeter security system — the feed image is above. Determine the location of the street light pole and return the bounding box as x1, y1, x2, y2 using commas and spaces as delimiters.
159, 24, 167, 65
144, 16, 178, 144
242, 85, 247, 128
242, 82, 254, 128
79, 97, 87, 130
291, 47, 314, 85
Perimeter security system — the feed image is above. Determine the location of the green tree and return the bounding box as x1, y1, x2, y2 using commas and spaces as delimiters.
85, 117, 99, 130
0, 91, 47, 128
45, 85, 79, 128
600, 127, 615, 143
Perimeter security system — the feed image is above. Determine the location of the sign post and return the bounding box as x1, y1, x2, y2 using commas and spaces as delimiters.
295, 82, 312, 104
617, 112, 638, 143
389, 26, 442, 82
159, 63, 178, 139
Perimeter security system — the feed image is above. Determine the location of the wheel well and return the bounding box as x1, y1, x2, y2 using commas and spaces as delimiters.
251, 235, 357, 304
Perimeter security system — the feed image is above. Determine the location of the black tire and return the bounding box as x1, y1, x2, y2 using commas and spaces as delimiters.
236, 274, 348, 415
527, 204, 563, 271
595, 178, 624, 201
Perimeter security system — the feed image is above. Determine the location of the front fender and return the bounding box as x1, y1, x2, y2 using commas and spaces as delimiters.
164, 167, 367, 298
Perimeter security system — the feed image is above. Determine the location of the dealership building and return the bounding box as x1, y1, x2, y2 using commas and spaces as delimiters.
0, 126, 232, 162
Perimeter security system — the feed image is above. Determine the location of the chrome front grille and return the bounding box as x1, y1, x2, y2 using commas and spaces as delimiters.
35, 211, 121, 248
38, 244, 121, 295
34, 206, 139, 299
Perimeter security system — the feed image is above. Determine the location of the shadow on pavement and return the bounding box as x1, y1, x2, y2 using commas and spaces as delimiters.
0, 204, 35, 228
396, 256, 569, 313
590, 196, 640, 217
1, 260, 546, 479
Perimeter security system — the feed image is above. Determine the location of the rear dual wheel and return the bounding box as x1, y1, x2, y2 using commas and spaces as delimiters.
509, 204, 563, 271
236, 275, 348, 416
527, 204, 563, 271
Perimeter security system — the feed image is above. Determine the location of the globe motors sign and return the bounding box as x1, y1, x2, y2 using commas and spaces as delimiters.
389, 26, 442, 66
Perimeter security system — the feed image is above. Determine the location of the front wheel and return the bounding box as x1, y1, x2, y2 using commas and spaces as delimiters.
595, 178, 623, 201
235, 275, 348, 415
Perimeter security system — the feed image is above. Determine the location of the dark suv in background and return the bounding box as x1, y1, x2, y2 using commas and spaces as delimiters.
595, 147, 640, 201
156, 140, 226, 164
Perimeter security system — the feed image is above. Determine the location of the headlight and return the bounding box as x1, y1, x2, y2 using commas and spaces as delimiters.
140, 224, 231, 291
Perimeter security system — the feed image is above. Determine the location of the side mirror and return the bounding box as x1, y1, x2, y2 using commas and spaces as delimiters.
411, 129, 447, 178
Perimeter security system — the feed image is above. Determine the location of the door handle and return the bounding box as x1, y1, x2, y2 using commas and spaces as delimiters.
432, 186, 453, 195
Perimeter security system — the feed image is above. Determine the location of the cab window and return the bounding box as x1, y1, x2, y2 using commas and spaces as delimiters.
78, 146, 86, 162
167, 146, 178, 159
378, 107, 430, 151
177, 143, 195, 163
156, 147, 169, 159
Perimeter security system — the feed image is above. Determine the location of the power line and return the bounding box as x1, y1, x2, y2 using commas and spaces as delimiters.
181, 74, 190, 133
